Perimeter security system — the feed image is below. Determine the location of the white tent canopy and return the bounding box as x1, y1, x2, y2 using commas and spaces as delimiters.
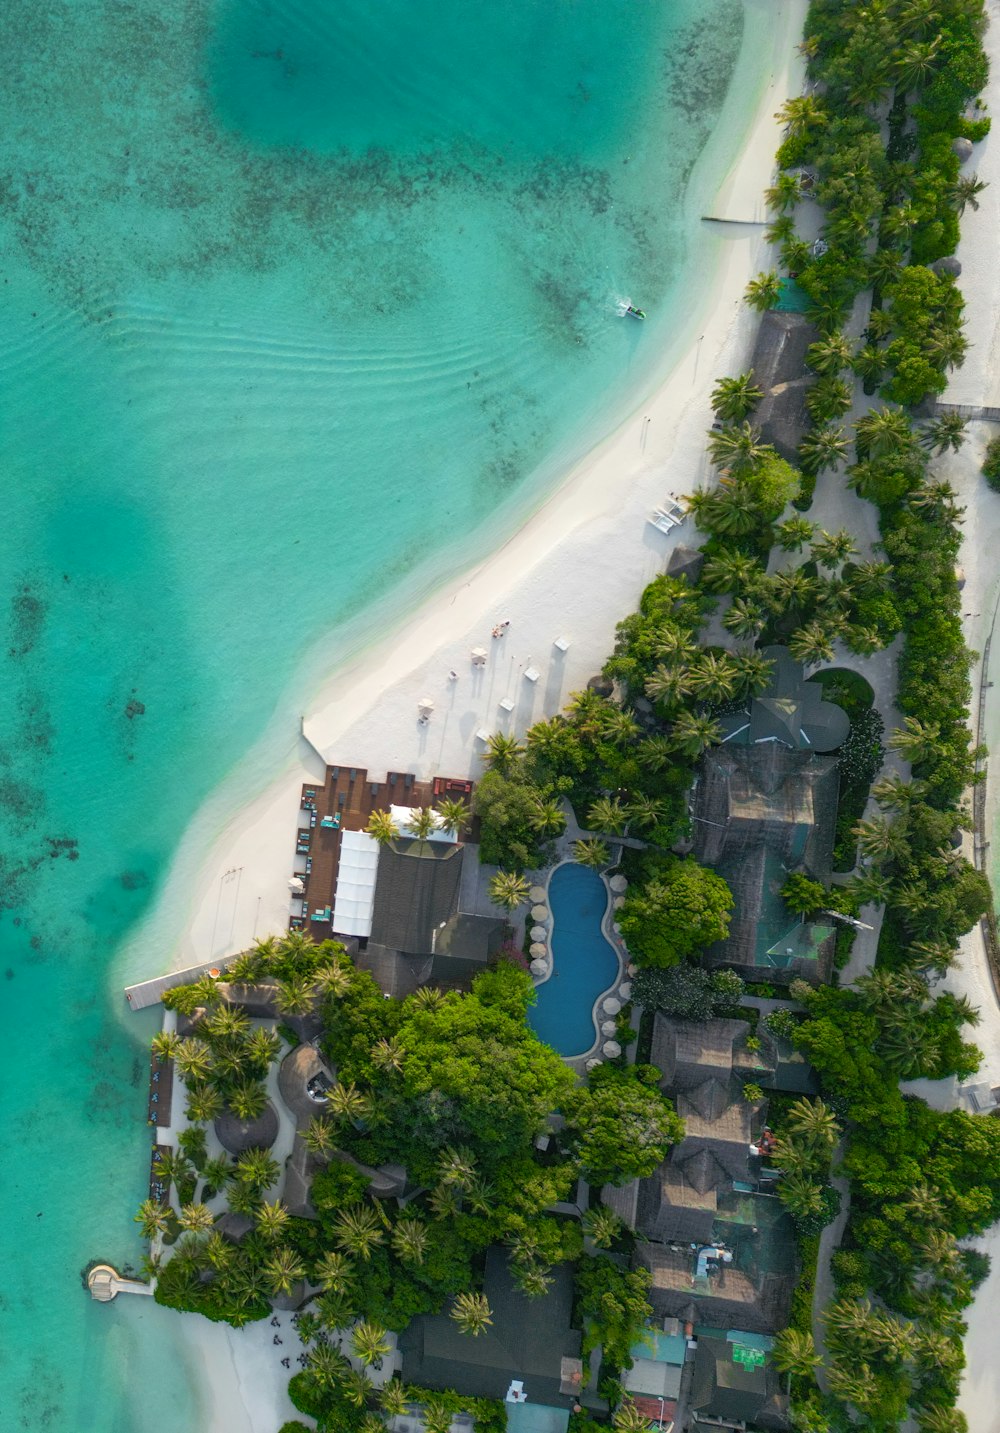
332, 830, 380, 937
389, 803, 456, 844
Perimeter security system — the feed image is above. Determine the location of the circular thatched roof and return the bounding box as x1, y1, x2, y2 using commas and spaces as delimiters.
217, 1211, 255, 1243
215, 1101, 279, 1154
931, 256, 962, 278
278, 1044, 333, 1123
952, 135, 974, 161
587, 674, 614, 697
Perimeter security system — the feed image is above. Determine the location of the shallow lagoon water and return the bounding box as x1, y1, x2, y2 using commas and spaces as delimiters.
0, 1, 766, 1426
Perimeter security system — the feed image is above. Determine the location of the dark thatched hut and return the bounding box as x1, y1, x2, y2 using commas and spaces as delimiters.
215, 1101, 279, 1155
277, 1044, 334, 1124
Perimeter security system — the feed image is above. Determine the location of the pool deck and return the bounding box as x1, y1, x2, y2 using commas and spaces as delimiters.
532, 859, 631, 1075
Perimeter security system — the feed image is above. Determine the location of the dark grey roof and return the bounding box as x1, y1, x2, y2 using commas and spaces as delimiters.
216, 1211, 254, 1242
282, 1134, 319, 1219
370, 840, 464, 956
635, 1222, 796, 1336
690, 1337, 784, 1425
693, 742, 839, 980
601, 1178, 640, 1229
277, 1044, 334, 1123
666, 546, 705, 583
214, 1101, 279, 1154
750, 311, 818, 393
400, 1250, 598, 1409
741, 647, 850, 753
755, 378, 813, 466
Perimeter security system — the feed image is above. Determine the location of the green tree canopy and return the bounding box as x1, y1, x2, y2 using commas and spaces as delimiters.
563, 1065, 684, 1186
618, 856, 733, 967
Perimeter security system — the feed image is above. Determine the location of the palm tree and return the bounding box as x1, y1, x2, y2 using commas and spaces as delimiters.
701, 551, 760, 595
405, 805, 438, 845
805, 375, 853, 423
722, 598, 765, 641
671, 711, 721, 759
380, 1380, 410, 1420
255, 1199, 290, 1242
626, 793, 670, 833
848, 868, 893, 907
889, 715, 941, 765
948, 172, 987, 215
573, 837, 611, 870
772, 1326, 822, 1380
811, 528, 857, 570
245, 1025, 281, 1070
303, 1114, 337, 1159
910, 480, 963, 521
644, 663, 692, 707
204, 1003, 250, 1042
451, 1291, 493, 1337
341, 1368, 375, 1409
789, 622, 836, 667
326, 1080, 370, 1123
868, 247, 904, 292
711, 371, 763, 422
134, 1198, 172, 1240
371, 1035, 405, 1075
771, 567, 816, 611
307, 1341, 351, 1388
179, 1202, 215, 1234
200, 1154, 231, 1197
879, 1021, 927, 1078
774, 94, 828, 135
785, 1098, 839, 1151
436, 797, 470, 838
613, 1398, 655, 1432
583, 1205, 622, 1249
917, 1407, 967, 1433
851, 559, 892, 594
234, 1147, 280, 1192
366, 809, 399, 845
588, 796, 629, 835
530, 796, 567, 838
852, 816, 899, 863
853, 342, 885, 388
351, 1319, 392, 1369
921, 413, 967, 454
901, 1183, 946, 1226
483, 731, 526, 773
765, 172, 802, 213
227, 1181, 263, 1218
190, 974, 221, 1009
423, 1403, 455, 1433
655, 625, 698, 663
488, 870, 530, 911
429, 1182, 462, 1220
798, 425, 849, 477
391, 1217, 429, 1265
894, 35, 942, 92
702, 488, 762, 539
333, 1205, 384, 1260
151, 1030, 181, 1062
263, 1247, 306, 1299
872, 773, 924, 812
707, 421, 767, 476
438, 1145, 477, 1190
314, 1249, 354, 1294
908, 939, 959, 978
186, 1083, 223, 1123
806, 332, 852, 376
826, 1361, 878, 1411
688, 652, 740, 704
745, 271, 781, 312
855, 406, 914, 459
732, 650, 774, 696
467, 1176, 496, 1216
410, 984, 444, 1011
276, 974, 315, 1016
228, 1078, 268, 1121
312, 963, 352, 998
175, 1037, 213, 1083
153, 1148, 194, 1197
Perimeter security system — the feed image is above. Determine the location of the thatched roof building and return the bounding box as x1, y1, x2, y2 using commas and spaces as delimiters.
749, 311, 819, 465
214, 1101, 279, 1154
277, 1044, 334, 1123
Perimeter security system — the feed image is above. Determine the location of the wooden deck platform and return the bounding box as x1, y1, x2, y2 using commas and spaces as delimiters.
147, 1055, 173, 1129
291, 765, 476, 941
149, 1142, 171, 1201
124, 953, 241, 1011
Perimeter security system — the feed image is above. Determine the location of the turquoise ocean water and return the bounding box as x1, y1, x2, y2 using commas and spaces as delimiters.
0, 1, 770, 1427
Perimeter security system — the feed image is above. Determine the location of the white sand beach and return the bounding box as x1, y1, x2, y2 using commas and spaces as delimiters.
115, 4, 808, 1427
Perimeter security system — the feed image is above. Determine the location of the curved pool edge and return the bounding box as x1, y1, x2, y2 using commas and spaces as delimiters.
531, 859, 626, 1067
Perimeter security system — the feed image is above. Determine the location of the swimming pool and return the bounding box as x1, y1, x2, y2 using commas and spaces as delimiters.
527, 862, 621, 1058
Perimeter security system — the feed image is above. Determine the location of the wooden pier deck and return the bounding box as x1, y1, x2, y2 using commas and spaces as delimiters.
146, 1055, 173, 1129
149, 1143, 171, 1201
124, 952, 241, 1011
292, 765, 476, 941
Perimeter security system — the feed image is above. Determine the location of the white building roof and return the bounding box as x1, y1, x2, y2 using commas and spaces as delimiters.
389, 804, 456, 844
332, 829, 379, 937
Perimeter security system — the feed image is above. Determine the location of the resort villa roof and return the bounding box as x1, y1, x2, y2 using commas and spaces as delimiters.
693, 739, 840, 982
690, 1333, 790, 1430
749, 311, 819, 465
634, 1189, 797, 1335
399, 1249, 599, 1411
720, 647, 850, 753
619, 1017, 764, 1245
214, 1100, 280, 1155
277, 1044, 335, 1124
666, 544, 704, 584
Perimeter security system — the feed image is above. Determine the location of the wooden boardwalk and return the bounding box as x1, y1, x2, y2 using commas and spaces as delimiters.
124, 952, 241, 1011
146, 1054, 172, 1129
291, 765, 476, 941
932, 401, 1000, 423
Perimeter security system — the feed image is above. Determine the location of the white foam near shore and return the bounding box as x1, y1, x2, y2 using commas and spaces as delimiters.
114, 4, 807, 1426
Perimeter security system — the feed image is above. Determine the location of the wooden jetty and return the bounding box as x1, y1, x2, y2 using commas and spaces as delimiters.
87, 1264, 155, 1302
146, 1055, 173, 1129
124, 952, 240, 1011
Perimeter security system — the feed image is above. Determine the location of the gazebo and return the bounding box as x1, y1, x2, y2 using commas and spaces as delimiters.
215, 1101, 280, 1155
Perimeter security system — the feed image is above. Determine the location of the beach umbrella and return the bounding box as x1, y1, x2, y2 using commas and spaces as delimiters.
586, 1058, 603, 1072
609, 874, 628, 893
602, 997, 622, 1016
531, 905, 548, 923
600, 1019, 617, 1037
288, 877, 305, 893
602, 1040, 622, 1059
627, 963, 638, 976
612, 896, 625, 910
530, 959, 547, 976
418, 696, 435, 713
530, 925, 547, 942
529, 942, 546, 958
529, 885, 546, 904
618, 982, 633, 1001
471, 647, 488, 666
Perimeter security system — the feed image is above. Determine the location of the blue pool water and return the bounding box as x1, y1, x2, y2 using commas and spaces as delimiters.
528, 863, 620, 1058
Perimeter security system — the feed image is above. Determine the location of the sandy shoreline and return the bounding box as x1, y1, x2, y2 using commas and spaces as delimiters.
114, 4, 807, 1427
